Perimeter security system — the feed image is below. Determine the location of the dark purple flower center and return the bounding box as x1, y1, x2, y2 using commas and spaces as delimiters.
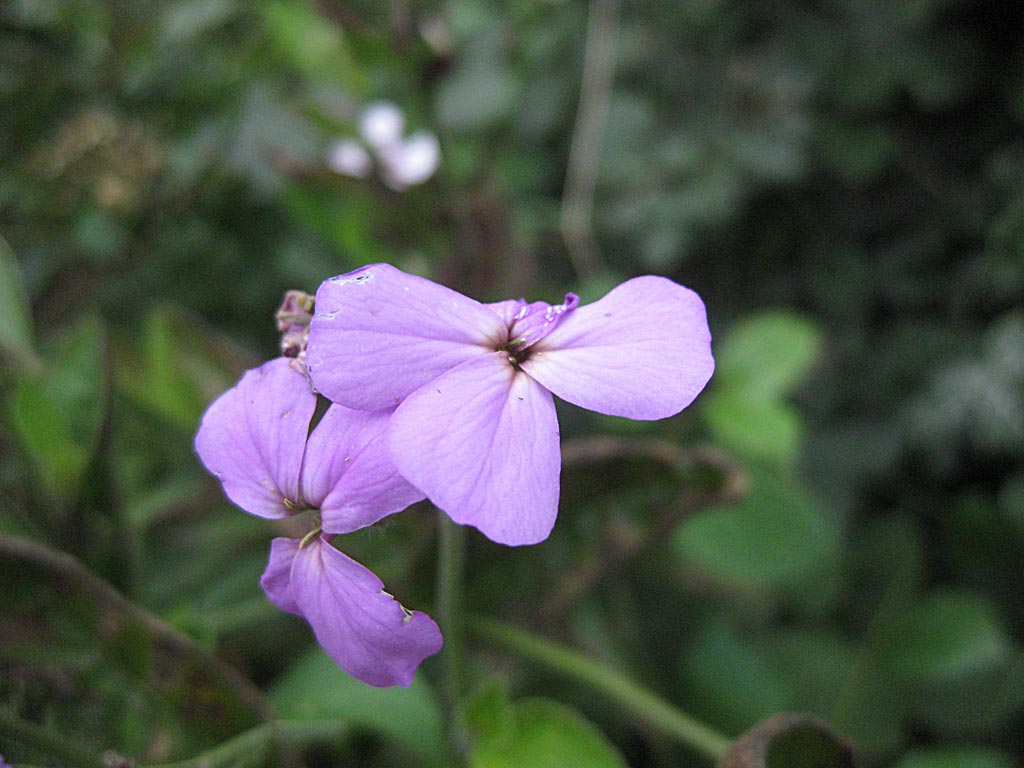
502, 293, 579, 365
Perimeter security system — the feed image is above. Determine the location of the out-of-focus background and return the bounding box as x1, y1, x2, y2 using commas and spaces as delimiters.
1, 1, 1022, 767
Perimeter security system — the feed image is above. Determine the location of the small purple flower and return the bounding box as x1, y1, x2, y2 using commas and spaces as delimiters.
306, 264, 714, 546
195, 357, 442, 686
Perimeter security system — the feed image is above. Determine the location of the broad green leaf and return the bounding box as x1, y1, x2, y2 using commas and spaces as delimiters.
261, 1, 362, 88
884, 589, 1012, 681
713, 311, 823, 400
269, 648, 445, 765
680, 617, 796, 733
703, 394, 801, 466
895, 747, 1015, 768
470, 697, 628, 768
8, 314, 107, 501
705, 311, 823, 464
672, 469, 839, 593
0, 233, 40, 371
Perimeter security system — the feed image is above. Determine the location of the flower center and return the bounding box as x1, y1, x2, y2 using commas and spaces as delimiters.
498, 293, 579, 366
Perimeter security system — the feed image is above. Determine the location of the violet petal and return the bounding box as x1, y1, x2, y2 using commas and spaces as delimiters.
522, 276, 714, 420
387, 353, 560, 546
195, 358, 315, 518
260, 537, 302, 616
302, 404, 425, 534
290, 536, 443, 687
307, 264, 505, 411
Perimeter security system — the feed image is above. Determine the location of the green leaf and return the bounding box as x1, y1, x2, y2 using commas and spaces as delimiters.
8, 314, 107, 501
894, 747, 1015, 768
884, 589, 1012, 682
713, 311, 823, 400
115, 304, 248, 431
269, 648, 445, 764
470, 697, 628, 768
261, 1, 363, 88
672, 469, 839, 594
680, 616, 796, 733
705, 311, 823, 464
703, 394, 801, 466
0, 233, 40, 371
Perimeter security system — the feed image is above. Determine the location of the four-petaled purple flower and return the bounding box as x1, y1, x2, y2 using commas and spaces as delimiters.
306, 263, 714, 546
195, 357, 442, 686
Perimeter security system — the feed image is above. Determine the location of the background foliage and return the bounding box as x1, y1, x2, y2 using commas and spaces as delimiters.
1, 1, 1022, 766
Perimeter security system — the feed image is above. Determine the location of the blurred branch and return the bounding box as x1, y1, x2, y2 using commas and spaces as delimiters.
561, 0, 621, 281
0, 534, 269, 716
470, 617, 732, 763
541, 441, 748, 619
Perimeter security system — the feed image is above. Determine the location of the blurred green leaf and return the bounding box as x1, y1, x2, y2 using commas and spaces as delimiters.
894, 746, 1016, 768
680, 616, 796, 733
261, 1, 362, 89
884, 589, 1013, 682
705, 311, 822, 464
703, 395, 802, 467
469, 696, 628, 768
269, 648, 446, 765
115, 304, 247, 431
713, 311, 823, 400
0, 234, 39, 372
672, 468, 839, 594
8, 314, 107, 502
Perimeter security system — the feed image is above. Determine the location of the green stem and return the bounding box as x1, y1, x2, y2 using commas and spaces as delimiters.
470, 617, 732, 763
437, 513, 468, 760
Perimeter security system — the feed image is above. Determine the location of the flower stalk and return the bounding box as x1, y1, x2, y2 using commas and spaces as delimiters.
469, 616, 733, 763
437, 513, 469, 760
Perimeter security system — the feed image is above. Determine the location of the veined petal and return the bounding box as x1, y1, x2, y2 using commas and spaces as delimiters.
260, 537, 302, 615
388, 354, 560, 546
302, 404, 425, 534
307, 264, 505, 411
522, 276, 714, 420
195, 358, 315, 518
290, 536, 443, 687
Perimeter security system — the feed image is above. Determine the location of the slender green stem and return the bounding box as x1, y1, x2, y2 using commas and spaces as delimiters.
437, 513, 468, 760
469, 617, 732, 763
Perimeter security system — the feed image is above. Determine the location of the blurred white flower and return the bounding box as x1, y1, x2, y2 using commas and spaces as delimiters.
327, 101, 440, 190
326, 139, 372, 178
359, 102, 406, 150
379, 131, 441, 190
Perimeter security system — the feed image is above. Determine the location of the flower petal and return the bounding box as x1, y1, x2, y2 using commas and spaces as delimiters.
522, 276, 714, 420
260, 537, 302, 615
290, 536, 443, 687
301, 404, 425, 534
307, 264, 505, 411
388, 353, 560, 546
195, 358, 315, 518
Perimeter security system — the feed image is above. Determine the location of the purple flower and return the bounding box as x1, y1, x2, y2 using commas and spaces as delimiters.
195, 357, 442, 687
305, 264, 714, 546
